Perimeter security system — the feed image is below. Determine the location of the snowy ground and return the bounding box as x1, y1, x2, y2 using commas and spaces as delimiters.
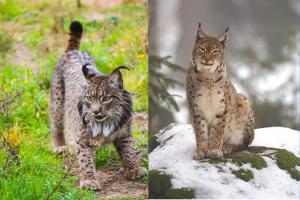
149, 124, 300, 199
253, 127, 299, 156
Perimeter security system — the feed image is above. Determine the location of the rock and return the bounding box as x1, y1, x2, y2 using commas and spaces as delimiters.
149, 170, 195, 199
149, 123, 300, 199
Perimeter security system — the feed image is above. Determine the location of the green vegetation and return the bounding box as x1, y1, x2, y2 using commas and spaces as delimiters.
149, 170, 195, 199
0, 31, 13, 57
231, 154, 267, 170
276, 149, 300, 181
205, 146, 300, 182
207, 158, 227, 164
0, 0, 147, 199
231, 169, 253, 182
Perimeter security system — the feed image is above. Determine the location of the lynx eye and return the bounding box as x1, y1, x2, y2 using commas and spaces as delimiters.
199, 47, 206, 52
85, 95, 94, 103
102, 96, 113, 103
212, 49, 220, 54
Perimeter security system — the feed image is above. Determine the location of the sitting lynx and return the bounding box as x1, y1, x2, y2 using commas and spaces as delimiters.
186, 23, 255, 160
49, 21, 143, 190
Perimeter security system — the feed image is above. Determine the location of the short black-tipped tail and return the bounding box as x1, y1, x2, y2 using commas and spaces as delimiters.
65, 21, 83, 52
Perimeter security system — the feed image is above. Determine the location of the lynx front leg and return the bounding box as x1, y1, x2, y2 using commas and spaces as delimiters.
113, 134, 143, 180
76, 142, 101, 191
193, 115, 209, 160
207, 116, 226, 158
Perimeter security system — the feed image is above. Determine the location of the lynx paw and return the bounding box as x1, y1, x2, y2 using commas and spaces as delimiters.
79, 179, 101, 191
53, 146, 67, 154
222, 146, 232, 155
193, 151, 206, 160
125, 167, 145, 180
207, 149, 223, 159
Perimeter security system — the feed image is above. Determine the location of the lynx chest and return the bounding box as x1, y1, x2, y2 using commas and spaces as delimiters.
193, 85, 225, 124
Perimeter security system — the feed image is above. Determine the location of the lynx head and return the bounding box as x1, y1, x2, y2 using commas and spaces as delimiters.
81, 64, 132, 137
192, 23, 229, 73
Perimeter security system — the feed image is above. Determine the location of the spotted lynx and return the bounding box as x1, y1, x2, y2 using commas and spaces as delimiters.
186, 23, 255, 160
49, 21, 143, 190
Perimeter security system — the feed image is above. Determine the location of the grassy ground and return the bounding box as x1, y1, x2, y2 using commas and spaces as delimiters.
0, 0, 147, 199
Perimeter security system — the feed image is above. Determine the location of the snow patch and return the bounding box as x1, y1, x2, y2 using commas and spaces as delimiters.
149, 124, 300, 199
253, 127, 299, 156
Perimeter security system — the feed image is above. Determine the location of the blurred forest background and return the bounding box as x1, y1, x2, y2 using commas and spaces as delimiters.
0, 0, 147, 199
149, 0, 299, 134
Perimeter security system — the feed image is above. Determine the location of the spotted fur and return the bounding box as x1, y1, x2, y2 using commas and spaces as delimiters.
186, 23, 255, 160
49, 21, 142, 191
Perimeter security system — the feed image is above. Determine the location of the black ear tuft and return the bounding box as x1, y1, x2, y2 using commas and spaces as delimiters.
82, 63, 98, 82
109, 66, 131, 88
70, 21, 83, 34
112, 65, 131, 72
197, 22, 207, 40
198, 22, 202, 29
217, 27, 230, 48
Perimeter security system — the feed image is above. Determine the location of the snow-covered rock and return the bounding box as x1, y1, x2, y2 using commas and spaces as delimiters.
149, 124, 300, 199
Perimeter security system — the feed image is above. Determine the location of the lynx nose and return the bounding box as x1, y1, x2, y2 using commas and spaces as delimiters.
91, 103, 103, 116
204, 56, 211, 62
203, 53, 212, 62
92, 110, 101, 116
92, 110, 107, 121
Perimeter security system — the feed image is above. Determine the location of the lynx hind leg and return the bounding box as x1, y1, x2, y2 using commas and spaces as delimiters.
113, 134, 143, 180
222, 95, 255, 155
222, 143, 242, 155
237, 94, 255, 146
49, 67, 66, 153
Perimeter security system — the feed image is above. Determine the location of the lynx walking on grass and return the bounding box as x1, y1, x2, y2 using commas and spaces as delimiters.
186, 23, 255, 160
49, 21, 143, 190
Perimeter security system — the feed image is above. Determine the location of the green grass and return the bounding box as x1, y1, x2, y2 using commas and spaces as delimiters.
0, 0, 147, 199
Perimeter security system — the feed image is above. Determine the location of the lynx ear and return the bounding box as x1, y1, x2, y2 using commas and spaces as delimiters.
197, 22, 207, 40
109, 66, 130, 88
82, 63, 99, 82
217, 27, 229, 48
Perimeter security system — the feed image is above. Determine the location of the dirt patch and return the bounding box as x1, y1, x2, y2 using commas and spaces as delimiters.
96, 165, 148, 198
64, 154, 148, 199
11, 42, 38, 72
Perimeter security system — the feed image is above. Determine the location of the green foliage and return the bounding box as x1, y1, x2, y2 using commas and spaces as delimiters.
148, 56, 184, 134
0, 0, 147, 199
0, 0, 25, 21
149, 55, 185, 112
0, 31, 13, 57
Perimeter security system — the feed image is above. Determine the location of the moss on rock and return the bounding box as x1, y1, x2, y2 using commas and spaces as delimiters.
231, 154, 267, 169
164, 188, 195, 199
208, 158, 227, 164
149, 135, 160, 153
246, 146, 278, 154
201, 146, 300, 182
276, 149, 300, 181
149, 170, 195, 199
231, 169, 253, 182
